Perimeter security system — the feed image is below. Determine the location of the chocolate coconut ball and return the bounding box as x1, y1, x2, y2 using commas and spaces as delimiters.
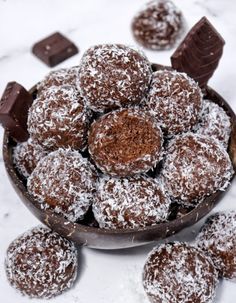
196, 211, 236, 281
28, 85, 91, 151
5, 226, 78, 299
77, 44, 152, 112
194, 99, 231, 148
145, 70, 202, 137
37, 66, 79, 95
13, 138, 48, 178
132, 0, 183, 50
88, 108, 163, 177
27, 148, 97, 222
143, 242, 218, 303
93, 175, 171, 229
161, 133, 234, 207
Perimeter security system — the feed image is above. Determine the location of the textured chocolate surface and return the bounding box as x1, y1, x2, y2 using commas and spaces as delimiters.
144, 69, 202, 137
0, 82, 33, 142
171, 17, 225, 87
32, 32, 78, 67
143, 242, 218, 303
27, 85, 91, 151
132, 0, 183, 50
5, 225, 78, 299
27, 148, 98, 222
88, 108, 163, 177
161, 133, 234, 207
77, 44, 152, 112
93, 175, 171, 229
196, 211, 236, 281
13, 138, 48, 178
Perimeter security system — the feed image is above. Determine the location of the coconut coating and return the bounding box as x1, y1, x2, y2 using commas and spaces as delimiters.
13, 138, 48, 178
27, 85, 91, 151
5, 226, 78, 299
161, 133, 234, 207
143, 242, 218, 303
77, 44, 152, 112
132, 0, 183, 50
145, 70, 202, 137
88, 108, 163, 177
93, 175, 171, 229
196, 211, 236, 281
27, 148, 97, 222
194, 99, 231, 148
37, 66, 79, 96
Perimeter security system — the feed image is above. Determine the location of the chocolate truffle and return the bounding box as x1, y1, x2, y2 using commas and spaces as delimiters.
132, 0, 183, 50
145, 70, 202, 137
143, 242, 218, 303
196, 211, 236, 281
194, 99, 231, 148
13, 138, 48, 178
5, 226, 78, 299
88, 108, 163, 177
37, 66, 79, 95
161, 133, 234, 207
77, 44, 152, 112
27, 148, 97, 222
28, 85, 91, 151
93, 175, 171, 229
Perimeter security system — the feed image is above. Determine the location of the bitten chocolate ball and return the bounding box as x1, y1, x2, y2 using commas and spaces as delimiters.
37, 66, 79, 95
194, 99, 231, 148
77, 44, 152, 112
145, 70, 202, 137
161, 133, 233, 207
5, 226, 78, 299
196, 211, 236, 281
132, 0, 183, 50
13, 138, 48, 178
88, 108, 163, 177
27, 148, 97, 222
28, 85, 91, 151
143, 242, 218, 303
93, 175, 171, 229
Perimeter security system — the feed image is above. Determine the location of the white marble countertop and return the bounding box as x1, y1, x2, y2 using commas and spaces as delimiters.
0, 0, 236, 302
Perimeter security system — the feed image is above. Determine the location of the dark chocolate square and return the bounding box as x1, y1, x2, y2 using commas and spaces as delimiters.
171, 17, 225, 88
0, 82, 33, 142
32, 32, 79, 67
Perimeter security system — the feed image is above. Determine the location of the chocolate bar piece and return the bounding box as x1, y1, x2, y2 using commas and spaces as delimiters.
32, 32, 78, 67
229, 123, 236, 170
171, 17, 225, 88
0, 82, 33, 142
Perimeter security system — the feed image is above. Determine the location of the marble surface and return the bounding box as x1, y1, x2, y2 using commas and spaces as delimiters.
0, 0, 236, 302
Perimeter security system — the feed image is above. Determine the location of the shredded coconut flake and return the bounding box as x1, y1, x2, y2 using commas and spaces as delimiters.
5, 225, 78, 299
143, 242, 218, 303
93, 174, 171, 229
193, 99, 231, 149
160, 133, 234, 206
27, 148, 97, 222
77, 44, 152, 112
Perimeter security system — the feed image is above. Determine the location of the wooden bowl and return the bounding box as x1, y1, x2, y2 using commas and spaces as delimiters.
2, 65, 236, 249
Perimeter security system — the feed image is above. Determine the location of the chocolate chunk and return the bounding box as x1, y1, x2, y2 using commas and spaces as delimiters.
229, 123, 236, 169
32, 32, 78, 67
151, 63, 173, 72
0, 82, 33, 142
171, 17, 225, 88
